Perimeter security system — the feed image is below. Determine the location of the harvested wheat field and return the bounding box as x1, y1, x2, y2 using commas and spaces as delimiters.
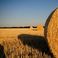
45, 8, 58, 58
0, 25, 54, 58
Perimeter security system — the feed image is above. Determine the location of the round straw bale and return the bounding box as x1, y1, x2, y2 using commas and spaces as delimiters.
45, 8, 58, 58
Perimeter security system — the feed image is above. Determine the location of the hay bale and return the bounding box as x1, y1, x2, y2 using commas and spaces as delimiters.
37, 24, 44, 36
37, 24, 43, 30
45, 8, 58, 58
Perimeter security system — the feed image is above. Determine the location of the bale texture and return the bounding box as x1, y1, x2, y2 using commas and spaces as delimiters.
45, 8, 58, 58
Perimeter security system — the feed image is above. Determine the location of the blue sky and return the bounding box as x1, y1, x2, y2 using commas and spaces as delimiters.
0, 0, 58, 27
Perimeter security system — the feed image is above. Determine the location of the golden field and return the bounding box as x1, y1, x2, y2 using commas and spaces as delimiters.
0, 26, 53, 58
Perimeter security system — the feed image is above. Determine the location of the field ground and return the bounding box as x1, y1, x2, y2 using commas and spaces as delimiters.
0, 28, 54, 58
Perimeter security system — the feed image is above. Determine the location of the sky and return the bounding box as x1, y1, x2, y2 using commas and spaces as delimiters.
0, 0, 58, 27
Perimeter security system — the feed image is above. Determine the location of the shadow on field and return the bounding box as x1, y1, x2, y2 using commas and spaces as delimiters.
18, 34, 54, 57
0, 44, 6, 58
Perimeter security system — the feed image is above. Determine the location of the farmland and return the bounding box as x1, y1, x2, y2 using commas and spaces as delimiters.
0, 27, 53, 58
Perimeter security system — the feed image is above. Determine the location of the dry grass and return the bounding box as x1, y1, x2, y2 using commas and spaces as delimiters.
0, 27, 53, 58
0, 37, 52, 58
